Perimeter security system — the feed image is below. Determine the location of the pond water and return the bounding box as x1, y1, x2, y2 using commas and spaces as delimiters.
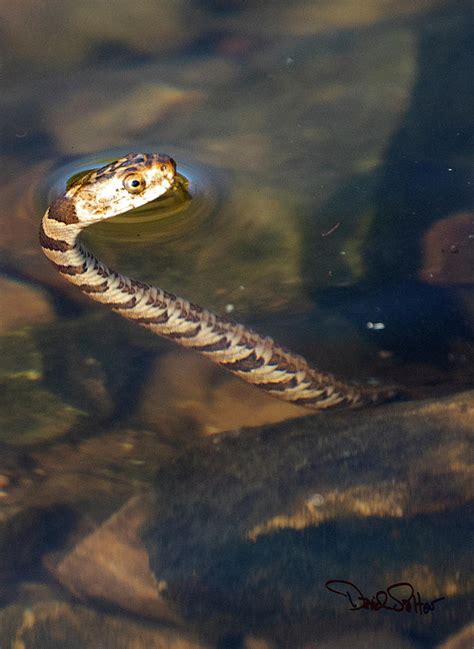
0, 1, 472, 648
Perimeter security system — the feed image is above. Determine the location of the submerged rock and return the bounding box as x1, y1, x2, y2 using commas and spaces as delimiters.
1, 0, 204, 70
0, 275, 54, 334
45, 390, 473, 645
437, 623, 474, 649
0, 600, 209, 649
0, 331, 43, 382
137, 349, 307, 438
48, 494, 180, 625
0, 379, 81, 446
141, 391, 473, 639
49, 83, 204, 154
420, 211, 474, 285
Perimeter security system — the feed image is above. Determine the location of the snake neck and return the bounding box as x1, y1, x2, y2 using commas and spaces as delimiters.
40, 193, 401, 411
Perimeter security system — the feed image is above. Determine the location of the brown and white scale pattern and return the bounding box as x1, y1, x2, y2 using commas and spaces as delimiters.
40, 152, 401, 411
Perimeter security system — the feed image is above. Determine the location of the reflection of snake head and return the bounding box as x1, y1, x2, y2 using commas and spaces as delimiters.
66, 153, 176, 223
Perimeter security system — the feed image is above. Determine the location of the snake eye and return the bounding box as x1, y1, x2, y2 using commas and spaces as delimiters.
123, 173, 146, 194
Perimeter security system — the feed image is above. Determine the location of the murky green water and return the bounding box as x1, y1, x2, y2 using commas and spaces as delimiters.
0, 1, 472, 648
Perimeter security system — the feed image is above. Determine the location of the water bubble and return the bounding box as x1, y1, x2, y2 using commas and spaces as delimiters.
366, 321, 385, 330
307, 493, 324, 507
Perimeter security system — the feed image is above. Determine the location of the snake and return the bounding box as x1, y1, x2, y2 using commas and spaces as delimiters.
40, 152, 401, 411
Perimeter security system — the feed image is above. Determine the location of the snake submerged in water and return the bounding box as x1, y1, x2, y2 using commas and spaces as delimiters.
40, 152, 401, 411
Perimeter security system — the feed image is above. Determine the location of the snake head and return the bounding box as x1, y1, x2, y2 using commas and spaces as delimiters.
66, 152, 176, 222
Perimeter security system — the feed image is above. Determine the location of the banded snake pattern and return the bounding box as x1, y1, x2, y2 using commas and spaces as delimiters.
40, 153, 401, 411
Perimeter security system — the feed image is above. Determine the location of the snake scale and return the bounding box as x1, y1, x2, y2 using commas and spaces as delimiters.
40, 153, 401, 410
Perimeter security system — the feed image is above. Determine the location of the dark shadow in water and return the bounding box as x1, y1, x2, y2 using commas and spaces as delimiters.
0, 504, 77, 598
142, 389, 473, 644
301, 0, 473, 377
366, 0, 473, 282
146, 506, 472, 646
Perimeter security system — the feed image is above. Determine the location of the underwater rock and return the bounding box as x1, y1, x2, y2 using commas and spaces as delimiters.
34, 312, 160, 421
49, 83, 204, 154
0, 331, 43, 382
0, 161, 66, 295
437, 623, 474, 649
419, 211, 474, 285
0, 275, 54, 334
0, 441, 33, 494
300, 630, 416, 649
242, 637, 276, 649
250, 0, 441, 36
0, 444, 39, 593
140, 391, 473, 639
0, 316, 87, 443
0, 600, 209, 649
31, 427, 176, 508
0, 503, 48, 594
0, 0, 204, 70
48, 494, 180, 625
0, 314, 142, 445
45, 390, 473, 643
0, 427, 178, 612
137, 349, 306, 438
0, 379, 81, 446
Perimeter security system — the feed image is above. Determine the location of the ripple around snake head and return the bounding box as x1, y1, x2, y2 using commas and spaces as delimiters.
44, 152, 220, 244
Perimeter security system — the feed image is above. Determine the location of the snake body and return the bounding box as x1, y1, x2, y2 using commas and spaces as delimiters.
40, 153, 400, 411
